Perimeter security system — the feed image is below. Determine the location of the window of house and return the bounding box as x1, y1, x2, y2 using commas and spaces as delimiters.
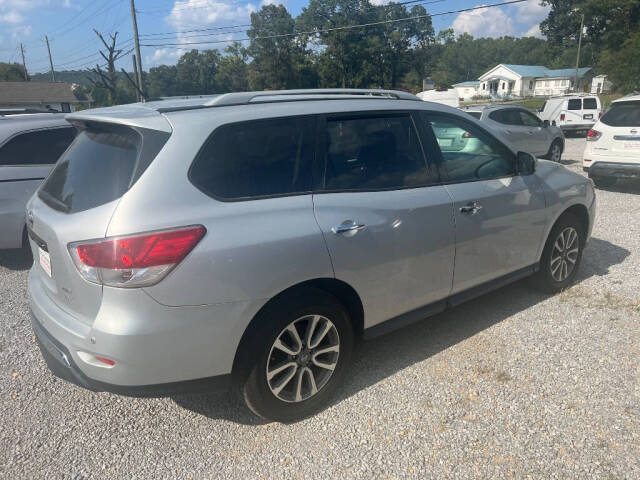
189, 117, 315, 200
425, 114, 516, 183
0, 127, 76, 166
323, 115, 429, 191
529, 80, 534, 89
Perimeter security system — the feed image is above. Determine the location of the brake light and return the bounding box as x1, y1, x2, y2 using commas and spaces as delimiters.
69, 226, 206, 287
560, 113, 565, 121
586, 129, 601, 141
462, 131, 475, 138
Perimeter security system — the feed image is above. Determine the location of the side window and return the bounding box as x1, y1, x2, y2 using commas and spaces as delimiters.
567, 99, 582, 110
488, 110, 504, 123
583, 98, 598, 109
490, 109, 521, 126
323, 114, 429, 191
425, 114, 516, 183
189, 116, 314, 200
519, 110, 542, 127
0, 127, 76, 166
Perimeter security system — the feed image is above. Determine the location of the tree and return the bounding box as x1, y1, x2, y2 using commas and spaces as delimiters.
175, 49, 221, 95
87, 30, 126, 105
0, 62, 29, 81
247, 5, 299, 90
215, 43, 248, 92
147, 65, 178, 98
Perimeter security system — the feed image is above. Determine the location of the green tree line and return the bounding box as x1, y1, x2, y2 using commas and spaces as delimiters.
2, 0, 638, 105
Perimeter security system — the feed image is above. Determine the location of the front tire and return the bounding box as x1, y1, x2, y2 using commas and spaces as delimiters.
531, 213, 585, 293
546, 139, 563, 162
240, 288, 354, 422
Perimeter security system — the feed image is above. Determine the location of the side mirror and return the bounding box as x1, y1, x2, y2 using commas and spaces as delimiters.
542, 119, 550, 128
517, 151, 536, 175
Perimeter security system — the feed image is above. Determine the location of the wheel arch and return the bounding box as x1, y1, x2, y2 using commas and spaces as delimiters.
231, 278, 364, 380
539, 202, 590, 262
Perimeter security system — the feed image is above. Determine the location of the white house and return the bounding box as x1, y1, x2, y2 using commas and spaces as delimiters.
477, 64, 593, 98
452, 81, 480, 101
591, 75, 613, 94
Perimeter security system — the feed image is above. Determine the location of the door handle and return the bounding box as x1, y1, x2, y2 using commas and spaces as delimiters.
331, 222, 366, 235
459, 201, 483, 215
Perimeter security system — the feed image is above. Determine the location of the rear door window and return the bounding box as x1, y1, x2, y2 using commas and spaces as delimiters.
567, 99, 582, 110
583, 98, 598, 110
519, 110, 542, 127
322, 114, 429, 191
489, 109, 522, 126
189, 116, 314, 200
0, 127, 76, 166
600, 101, 640, 127
39, 124, 141, 213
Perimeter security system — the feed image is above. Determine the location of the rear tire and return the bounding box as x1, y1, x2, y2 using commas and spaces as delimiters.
531, 213, 585, 293
239, 288, 354, 422
545, 139, 563, 162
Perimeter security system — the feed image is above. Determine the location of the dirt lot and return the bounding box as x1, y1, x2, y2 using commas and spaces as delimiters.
1, 137, 639, 479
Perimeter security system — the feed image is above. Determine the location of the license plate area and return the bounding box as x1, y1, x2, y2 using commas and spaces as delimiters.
623, 140, 640, 150
583, 114, 593, 119
28, 227, 52, 278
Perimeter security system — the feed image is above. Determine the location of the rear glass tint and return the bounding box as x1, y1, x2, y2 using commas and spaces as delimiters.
0, 127, 76, 166
583, 98, 598, 109
567, 99, 582, 110
189, 117, 314, 200
39, 124, 141, 213
600, 101, 640, 127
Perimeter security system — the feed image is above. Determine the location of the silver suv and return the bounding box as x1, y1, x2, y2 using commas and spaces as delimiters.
463, 105, 565, 162
28, 90, 596, 421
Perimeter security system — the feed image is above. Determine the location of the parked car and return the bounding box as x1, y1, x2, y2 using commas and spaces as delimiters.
462, 105, 565, 162
537, 95, 602, 135
27, 89, 595, 422
0, 113, 76, 249
416, 88, 460, 108
582, 94, 640, 188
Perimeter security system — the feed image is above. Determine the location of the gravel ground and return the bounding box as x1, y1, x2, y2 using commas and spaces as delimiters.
1, 137, 639, 479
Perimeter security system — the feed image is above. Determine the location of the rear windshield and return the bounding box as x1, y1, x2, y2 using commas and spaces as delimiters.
466, 111, 482, 119
600, 101, 640, 127
567, 99, 582, 110
39, 124, 141, 213
583, 98, 598, 110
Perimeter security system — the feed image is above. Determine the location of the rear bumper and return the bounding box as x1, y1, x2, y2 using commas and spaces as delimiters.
587, 162, 640, 179
28, 267, 265, 395
32, 312, 231, 396
560, 124, 593, 132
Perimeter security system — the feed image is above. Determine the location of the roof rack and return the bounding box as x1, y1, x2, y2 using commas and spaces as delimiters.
155, 89, 420, 113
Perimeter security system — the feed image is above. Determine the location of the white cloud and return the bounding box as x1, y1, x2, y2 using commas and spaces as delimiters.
515, 0, 550, 25
452, 5, 515, 38
524, 23, 542, 38
0, 9, 23, 23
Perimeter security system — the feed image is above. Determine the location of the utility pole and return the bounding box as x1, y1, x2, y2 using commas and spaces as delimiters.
132, 54, 140, 102
130, 0, 144, 100
20, 43, 29, 81
45, 35, 56, 82
574, 12, 585, 93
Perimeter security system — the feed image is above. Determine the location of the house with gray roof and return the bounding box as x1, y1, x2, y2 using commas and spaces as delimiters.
477, 64, 594, 98
0, 82, 79, 113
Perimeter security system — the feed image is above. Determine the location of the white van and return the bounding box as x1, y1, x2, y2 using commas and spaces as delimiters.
537, 95, 602, 134
416, 89, 460, 108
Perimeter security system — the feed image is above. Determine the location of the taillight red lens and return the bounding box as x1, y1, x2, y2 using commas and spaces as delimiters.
462, 131, 475, 138
76, 226, 205, 269
69, 226, 206, 287
586, 129, 601, 141
560, 113, 566, 121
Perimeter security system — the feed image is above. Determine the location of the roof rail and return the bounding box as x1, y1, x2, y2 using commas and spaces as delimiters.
155, 89, 420, 112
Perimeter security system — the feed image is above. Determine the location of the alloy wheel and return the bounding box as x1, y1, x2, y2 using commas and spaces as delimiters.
551, 143, 561, 162
550, 227, 579, 282
266, 315, 340, 403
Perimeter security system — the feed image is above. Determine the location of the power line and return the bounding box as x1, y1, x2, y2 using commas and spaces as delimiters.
141, 0, 527, 48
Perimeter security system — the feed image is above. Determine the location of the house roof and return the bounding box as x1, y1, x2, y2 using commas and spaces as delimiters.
500, 64, 592, 79
453, 81, 480, 87
0, 82, 79, 105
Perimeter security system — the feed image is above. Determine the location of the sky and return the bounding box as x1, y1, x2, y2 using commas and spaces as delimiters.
0, 0, 550, 75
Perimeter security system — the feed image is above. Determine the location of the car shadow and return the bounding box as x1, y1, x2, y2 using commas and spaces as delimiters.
595, 179, 640, 195
172, 236, 630, 425
0, 247, 32, 271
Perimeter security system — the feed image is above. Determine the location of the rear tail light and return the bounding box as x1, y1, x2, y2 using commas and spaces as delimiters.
560, 113, 565, 121
598, 112, 602, 119
462, 131, 475, 138
68, 225, 206, 288
586, 129, 601, 141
